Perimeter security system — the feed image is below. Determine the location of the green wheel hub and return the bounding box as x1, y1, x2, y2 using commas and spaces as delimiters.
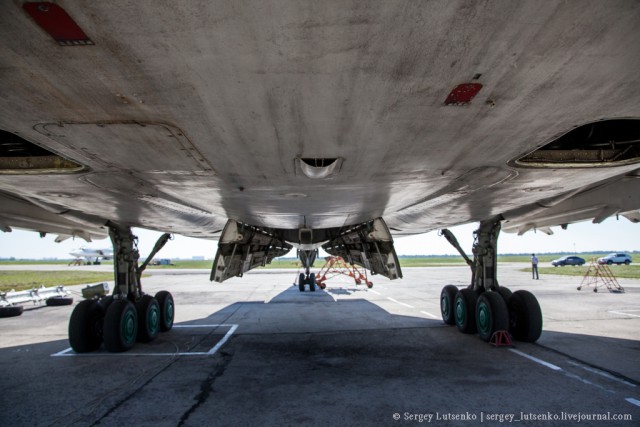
441, 295, 450, 317
148, 304, 159, 333
164, 301, 174, 325
455, 298, 466, 324
477, 302, 490, 335
476, 292, 509, 342
122, 308, 137, 346
104, 299, 138, 352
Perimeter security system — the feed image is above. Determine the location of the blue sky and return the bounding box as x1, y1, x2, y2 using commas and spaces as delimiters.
0, 217, 637, 260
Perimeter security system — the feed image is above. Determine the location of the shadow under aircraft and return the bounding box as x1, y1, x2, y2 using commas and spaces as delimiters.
1, 285, 639, 426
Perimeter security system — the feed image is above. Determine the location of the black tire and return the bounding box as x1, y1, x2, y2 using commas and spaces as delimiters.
309, 273, 316, 292
496, 287, 512, 303
476, 292, 509, 342
607, 260, 613, 265
46, 296, 74, 306
103, 299, 138, 352
69, 300, 104, 353
298, 273, 305, 292
440, 285, 458, 325
508, 290, 543, 342
98, 295, 115, 312
155, 291, 175, 332
0, 305, 24, 318
624, 260, 630, 265
136, 295, 160, 343
455, 288, 478, 334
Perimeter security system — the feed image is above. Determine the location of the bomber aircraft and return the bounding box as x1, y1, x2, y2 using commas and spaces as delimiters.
69, 246, 113, 264
0, 1, 639, 352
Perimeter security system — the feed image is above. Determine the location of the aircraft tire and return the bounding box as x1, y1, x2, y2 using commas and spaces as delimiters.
99, 295, 115, 312
46, 296, 74, 306
0, 305, 24, 318
136, 295, 160, 343
455, 288, 478, 334
155, 291, 175, 332
69, 299, 104, 353
298, 273, 305, 292
103, 299, 138, 352
476, 292, 509, 342
508, 290, 542, 343
496, 287, 512, 303
440, 285, 458, 325
309, 273, 316, 292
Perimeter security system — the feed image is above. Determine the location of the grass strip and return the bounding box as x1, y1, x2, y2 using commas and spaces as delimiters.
0, 271, 113, 292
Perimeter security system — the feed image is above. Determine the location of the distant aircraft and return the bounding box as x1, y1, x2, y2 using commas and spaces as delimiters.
0, 2, 638, 353
69, 247, 114, 265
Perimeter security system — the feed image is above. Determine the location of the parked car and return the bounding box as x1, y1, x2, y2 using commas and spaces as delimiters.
551, 256, 585, 267
597, 253, 632, 265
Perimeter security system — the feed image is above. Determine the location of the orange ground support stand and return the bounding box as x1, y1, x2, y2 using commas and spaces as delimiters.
315, 256, 373, 289
578, 260, 625, 293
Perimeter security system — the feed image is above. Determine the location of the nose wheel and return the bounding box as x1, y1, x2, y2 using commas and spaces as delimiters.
297, 272, 317, 292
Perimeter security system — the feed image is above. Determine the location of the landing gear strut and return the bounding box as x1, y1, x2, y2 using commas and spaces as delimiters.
439, 216, 542, 343
296, 249, 317, 292
68, 223, 175, 353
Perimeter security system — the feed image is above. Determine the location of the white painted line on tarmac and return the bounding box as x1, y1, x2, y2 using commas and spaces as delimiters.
368, 289, 381, 295
51, 324, 238, 357
609, 310, 640, 318
509, 349, 562, 371
206, 324, 238, 355
626, 398, 640, 408
567, 361, 637, 388
420, 311, 438, 319
387, 297, 414, 309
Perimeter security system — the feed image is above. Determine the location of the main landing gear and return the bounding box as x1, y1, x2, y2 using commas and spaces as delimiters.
68, 223, 175, 353
439, 217, 542, 343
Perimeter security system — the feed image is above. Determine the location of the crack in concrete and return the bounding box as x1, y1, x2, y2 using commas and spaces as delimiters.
178, 345, 235, 426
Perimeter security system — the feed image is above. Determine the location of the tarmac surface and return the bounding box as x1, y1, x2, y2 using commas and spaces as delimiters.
1, 263, 639, 426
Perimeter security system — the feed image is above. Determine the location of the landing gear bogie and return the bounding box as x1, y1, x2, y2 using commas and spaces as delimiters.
67, 224, 176, 353
439, 217, 543, 344
440, 285, 543, 344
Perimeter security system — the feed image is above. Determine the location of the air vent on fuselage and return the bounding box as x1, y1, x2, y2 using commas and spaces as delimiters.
514, 119, 640, 168
0, 129, 83, 173
297, 157, 343, 179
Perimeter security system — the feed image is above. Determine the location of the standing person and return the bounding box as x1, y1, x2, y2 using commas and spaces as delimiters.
531, 254, 539, 279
